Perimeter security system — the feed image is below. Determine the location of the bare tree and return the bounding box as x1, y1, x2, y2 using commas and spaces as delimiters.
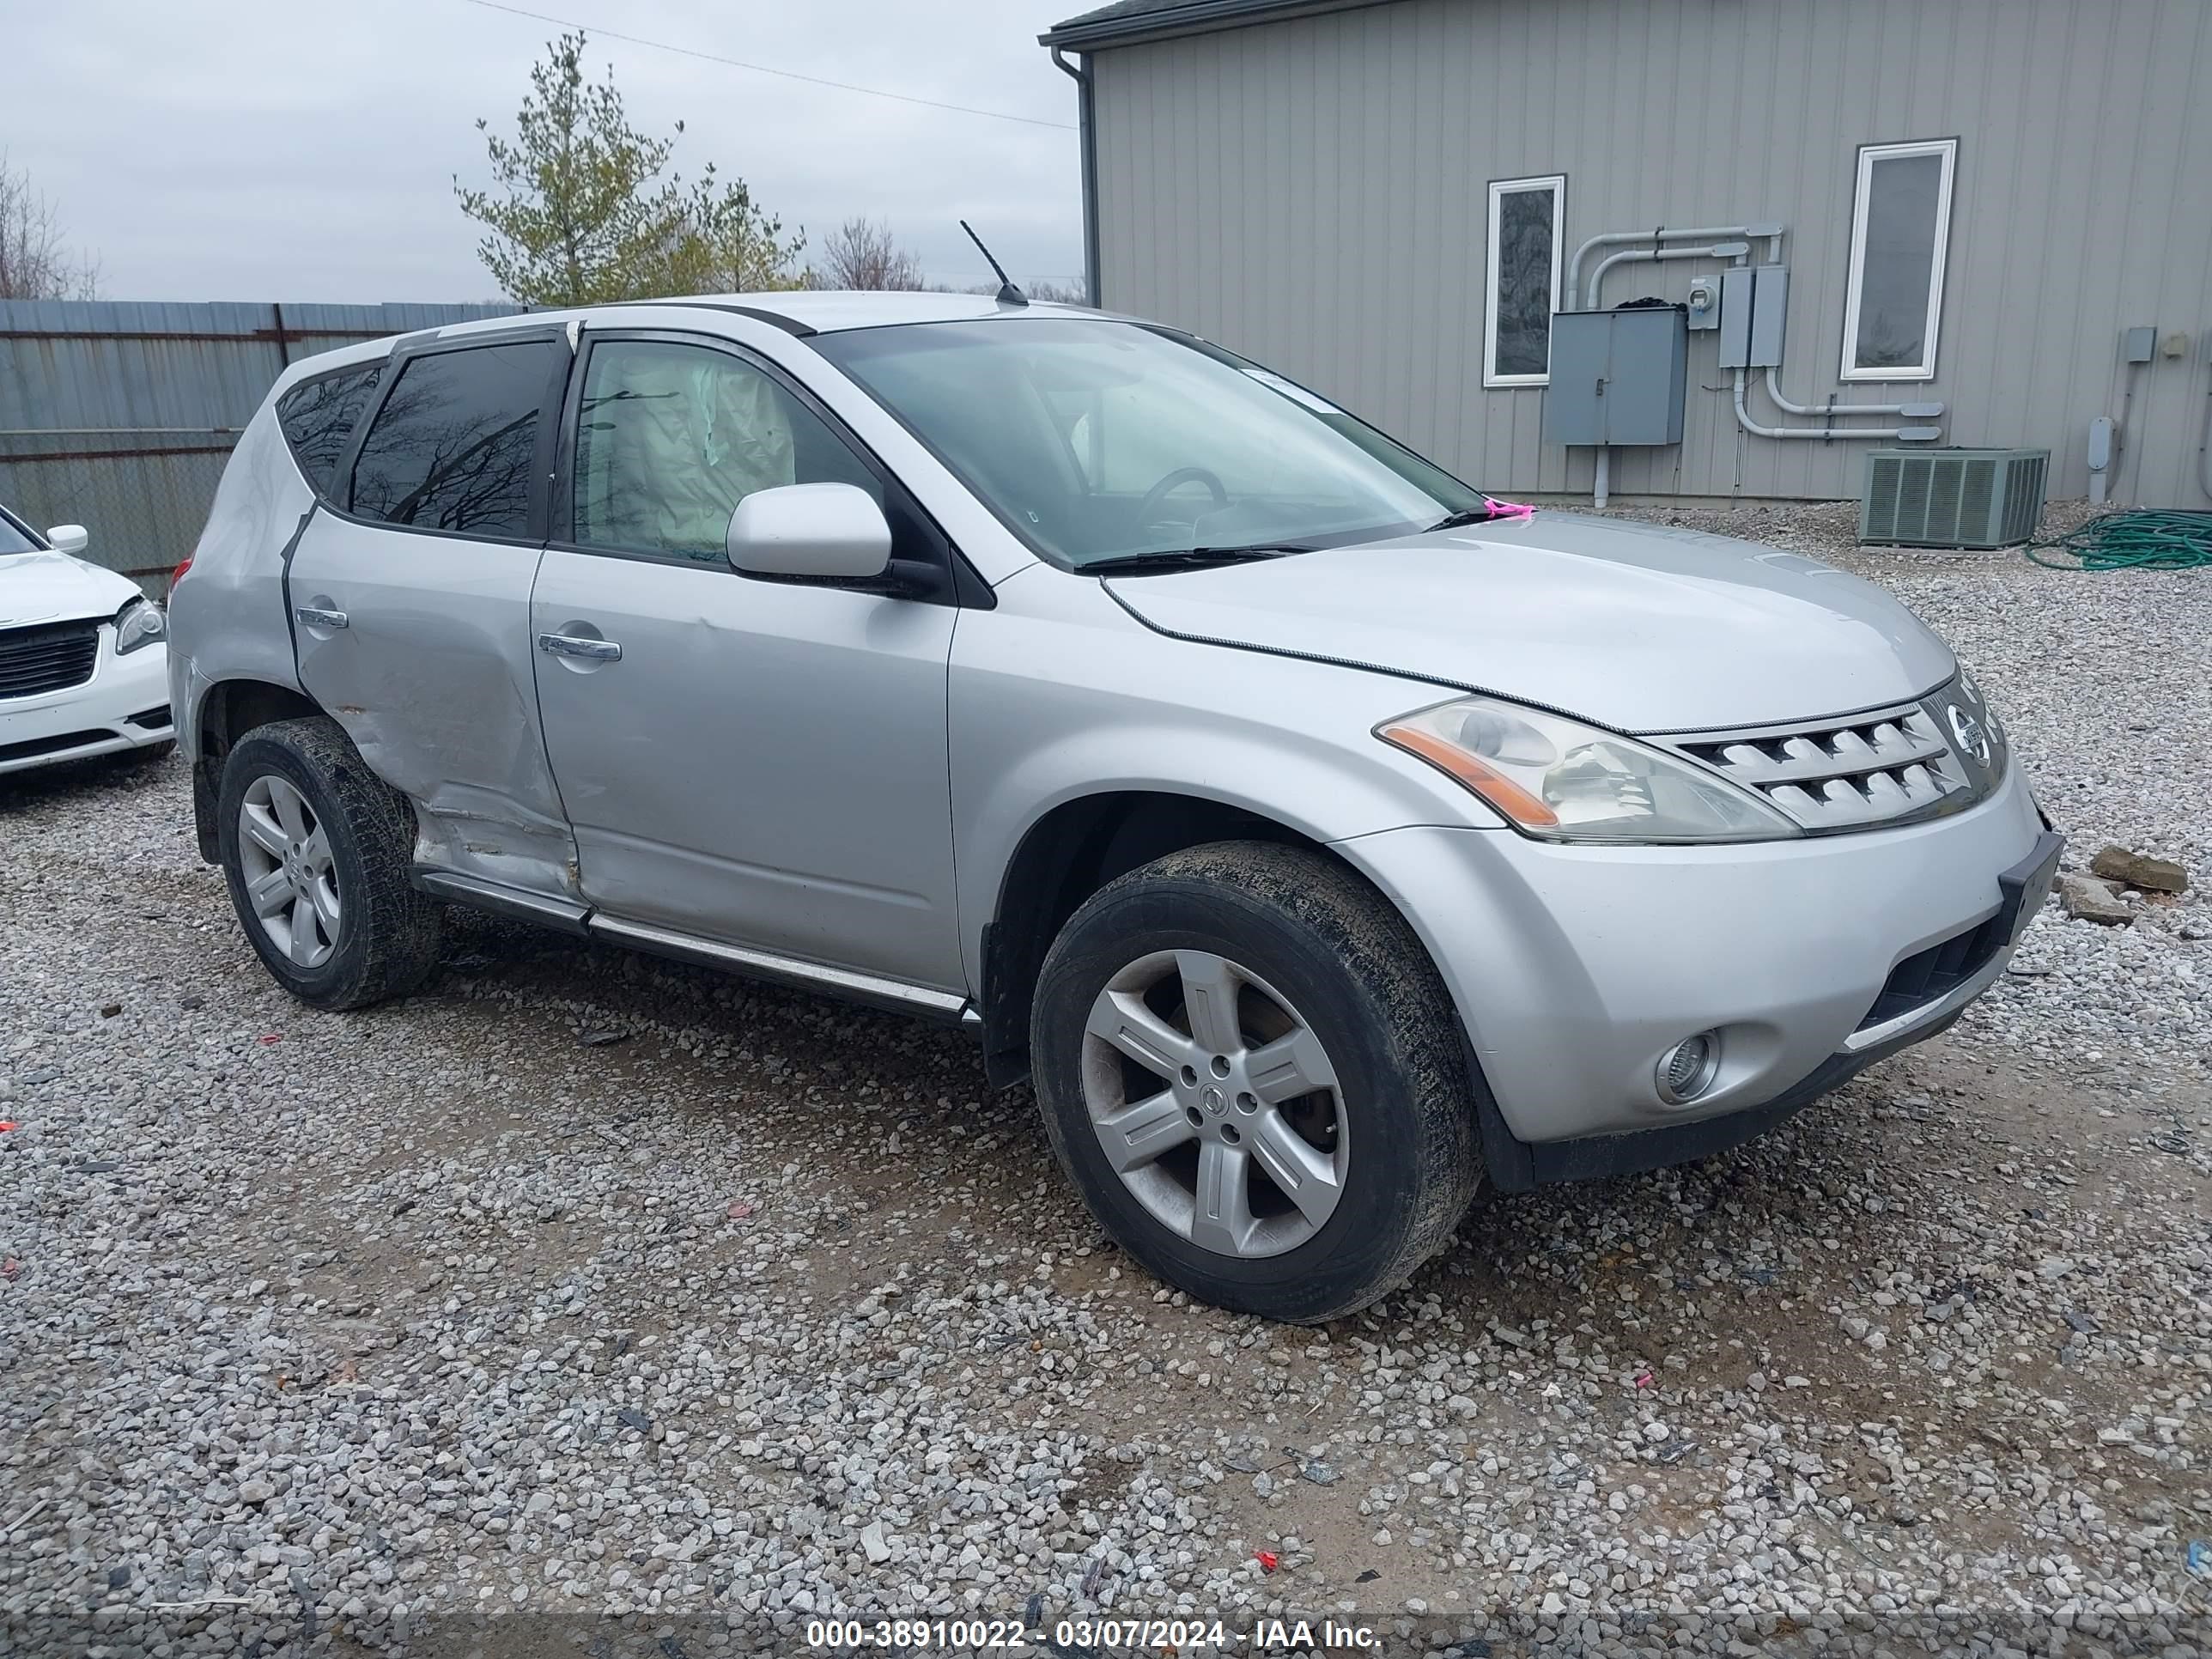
808, 218, 923, 291
0, 152, 100, 301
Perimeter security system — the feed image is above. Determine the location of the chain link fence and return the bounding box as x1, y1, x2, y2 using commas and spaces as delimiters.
0, 429, 240, 595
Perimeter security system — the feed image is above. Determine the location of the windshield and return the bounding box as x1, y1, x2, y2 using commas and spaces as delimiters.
811, 319, 1488, 569
0, 510, 38, 556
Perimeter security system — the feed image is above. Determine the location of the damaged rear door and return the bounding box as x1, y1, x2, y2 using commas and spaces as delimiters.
288, 326, 578, 896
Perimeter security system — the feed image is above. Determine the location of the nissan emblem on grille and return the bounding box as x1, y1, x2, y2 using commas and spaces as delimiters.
1947, 703, 1991, 767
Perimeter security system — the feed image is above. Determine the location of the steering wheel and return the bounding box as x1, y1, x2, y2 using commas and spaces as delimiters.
1135, 465, 1230, 530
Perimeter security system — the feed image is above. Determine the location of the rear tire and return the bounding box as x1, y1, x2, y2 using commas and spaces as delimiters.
1030, 841, 1482, 1323
216, 716, 441, 1010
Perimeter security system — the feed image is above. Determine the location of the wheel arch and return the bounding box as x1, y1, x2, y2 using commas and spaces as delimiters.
977, 788, 1451, 1091
189, 678, 326, 861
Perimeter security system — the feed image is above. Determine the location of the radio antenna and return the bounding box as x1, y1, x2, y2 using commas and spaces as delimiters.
960, 220, 1029, 307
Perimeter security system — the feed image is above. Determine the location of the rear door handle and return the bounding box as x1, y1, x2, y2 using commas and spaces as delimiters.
538, 632, 622, 662
295, 605, 347, 629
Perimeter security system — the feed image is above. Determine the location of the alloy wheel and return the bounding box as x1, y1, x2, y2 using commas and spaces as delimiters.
1080, 948, 1346, 1258
237, 774, 342, 969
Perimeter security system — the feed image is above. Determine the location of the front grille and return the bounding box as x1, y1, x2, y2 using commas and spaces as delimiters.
0, 619, 100, 700
1856, 910, 2008, 1030
1656, 690, 1998, 833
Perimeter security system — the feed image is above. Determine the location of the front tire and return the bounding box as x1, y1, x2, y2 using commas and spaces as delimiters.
1030, 841, 1482, 1323
216, 716, 441, 1010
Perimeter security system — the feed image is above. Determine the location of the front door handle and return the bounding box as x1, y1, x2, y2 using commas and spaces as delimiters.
295, 605, 348, 629
538, 632, 622, 662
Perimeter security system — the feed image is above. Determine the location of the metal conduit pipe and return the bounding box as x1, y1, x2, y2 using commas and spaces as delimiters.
1759, 367, 1935, 420
1568, 225, 1759, 310
1732, 369, 1914, 441
2200, 358, 2212, 502
1583, 244, 1741, 312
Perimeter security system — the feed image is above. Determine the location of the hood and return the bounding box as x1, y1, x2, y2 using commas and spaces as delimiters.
1103, 513, 1956, 732
0, 549, 140, 629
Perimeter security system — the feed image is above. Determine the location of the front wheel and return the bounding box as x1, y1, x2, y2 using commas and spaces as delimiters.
216, 715, 441, 1010
1030, 842, 1482, 1323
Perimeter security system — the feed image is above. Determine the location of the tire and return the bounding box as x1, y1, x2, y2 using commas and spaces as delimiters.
115, 739, 176, 769
1030, 841, 1482, 1323
216, 715, 441, 1011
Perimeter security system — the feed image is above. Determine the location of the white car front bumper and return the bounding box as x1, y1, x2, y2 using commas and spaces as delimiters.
0, 616, 174, 775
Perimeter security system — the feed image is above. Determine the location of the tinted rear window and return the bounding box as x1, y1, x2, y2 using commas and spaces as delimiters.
349, 340, 559, 538
275, 362, 382, 500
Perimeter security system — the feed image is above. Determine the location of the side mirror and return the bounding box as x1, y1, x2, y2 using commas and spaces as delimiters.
726, 483, 890, 581
46, 524, 89, 556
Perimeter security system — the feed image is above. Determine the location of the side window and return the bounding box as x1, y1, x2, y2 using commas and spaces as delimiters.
572, 339, 881, 562
1484, 173, 1565, 386
349, 339, 561, 538
1841, 138, 1957, 380
275, 362, 382, 501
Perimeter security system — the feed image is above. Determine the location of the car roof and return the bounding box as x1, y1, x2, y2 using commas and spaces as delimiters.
262, 290, 1139, 402
453, 289, 1108, 342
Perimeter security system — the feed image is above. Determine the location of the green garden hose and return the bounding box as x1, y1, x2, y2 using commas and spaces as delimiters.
2025, 509, 2212, 571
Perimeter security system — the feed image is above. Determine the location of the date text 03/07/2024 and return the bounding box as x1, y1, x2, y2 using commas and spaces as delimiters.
801, 1616, 1382, 1650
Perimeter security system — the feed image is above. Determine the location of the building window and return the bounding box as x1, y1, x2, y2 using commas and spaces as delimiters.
1484, 174, 1565, 387
1840, 138, 1957, 381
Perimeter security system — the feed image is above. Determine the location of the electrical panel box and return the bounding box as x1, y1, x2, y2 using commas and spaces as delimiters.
2123, 325, 2156, 363
1543, 306, 1688, 447
1718, 265, 1789, 368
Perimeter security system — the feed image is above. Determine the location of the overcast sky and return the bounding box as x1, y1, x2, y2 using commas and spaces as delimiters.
9, 0, 1087, 302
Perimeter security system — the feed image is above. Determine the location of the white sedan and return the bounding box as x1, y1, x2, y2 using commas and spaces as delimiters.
0, 502, 174, 775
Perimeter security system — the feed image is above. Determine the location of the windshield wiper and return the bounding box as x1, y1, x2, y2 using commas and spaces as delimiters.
1425, 497, 1535, 532
1083, 545, 1300, 574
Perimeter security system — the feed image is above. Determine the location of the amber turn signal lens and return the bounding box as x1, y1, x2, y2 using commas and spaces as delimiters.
1376, 720, 1560, 829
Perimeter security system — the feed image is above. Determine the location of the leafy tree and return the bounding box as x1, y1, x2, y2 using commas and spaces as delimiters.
664, 170, 805, 294
0, 151, 99, 301
458, 32, 798, 303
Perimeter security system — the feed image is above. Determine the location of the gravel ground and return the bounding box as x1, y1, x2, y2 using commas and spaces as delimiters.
4, 511, 2211, 1657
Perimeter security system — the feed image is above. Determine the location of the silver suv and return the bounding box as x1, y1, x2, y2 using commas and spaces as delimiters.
170, 292, 2059, 1322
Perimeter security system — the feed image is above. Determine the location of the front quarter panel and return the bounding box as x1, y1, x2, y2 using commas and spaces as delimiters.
949, 568, 1506, 987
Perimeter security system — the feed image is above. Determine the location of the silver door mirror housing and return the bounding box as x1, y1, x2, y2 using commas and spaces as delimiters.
726, 483, 891, 580
45, 524, 89, 555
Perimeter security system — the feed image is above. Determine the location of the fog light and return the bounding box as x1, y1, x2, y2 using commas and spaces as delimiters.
1656, 1032, 1721, 1104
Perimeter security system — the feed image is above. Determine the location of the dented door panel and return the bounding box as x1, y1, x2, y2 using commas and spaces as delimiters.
288, 513, 578, 896
530, 549, 962, 989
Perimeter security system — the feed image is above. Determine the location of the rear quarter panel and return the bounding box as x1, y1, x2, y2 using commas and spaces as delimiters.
166, 402, 313, 757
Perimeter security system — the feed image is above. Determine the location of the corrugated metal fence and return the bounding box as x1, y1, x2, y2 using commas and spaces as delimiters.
0, 301, 526, 592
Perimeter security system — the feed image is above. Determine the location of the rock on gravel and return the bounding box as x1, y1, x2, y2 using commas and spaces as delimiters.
2093, 845, 2191, 895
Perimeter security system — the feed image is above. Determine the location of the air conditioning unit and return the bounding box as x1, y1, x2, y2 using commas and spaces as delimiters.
1859, 447, 2049, 549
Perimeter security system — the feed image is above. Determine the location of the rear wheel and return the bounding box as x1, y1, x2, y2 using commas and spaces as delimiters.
216, 716, 441, 1010
1030, 841, 1482, 1323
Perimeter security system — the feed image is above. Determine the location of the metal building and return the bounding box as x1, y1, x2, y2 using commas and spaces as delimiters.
1041, 0, 2212, 507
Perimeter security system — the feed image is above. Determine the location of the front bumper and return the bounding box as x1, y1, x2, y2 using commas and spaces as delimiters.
0, 626, 173, 775
1336, 759, 2053, 1173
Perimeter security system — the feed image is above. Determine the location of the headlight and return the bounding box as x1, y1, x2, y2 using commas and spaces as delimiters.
1376, 694, 1801, 843
114, 597, 167, 655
